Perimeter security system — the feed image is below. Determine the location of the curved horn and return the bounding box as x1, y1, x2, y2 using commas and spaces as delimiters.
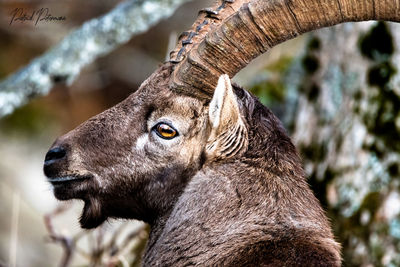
168, 0, 400, 100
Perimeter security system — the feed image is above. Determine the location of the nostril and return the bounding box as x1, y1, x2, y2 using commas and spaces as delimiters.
45, 147, 66, 163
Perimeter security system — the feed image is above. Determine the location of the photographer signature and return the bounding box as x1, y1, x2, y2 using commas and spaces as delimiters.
10, 7, 66, 26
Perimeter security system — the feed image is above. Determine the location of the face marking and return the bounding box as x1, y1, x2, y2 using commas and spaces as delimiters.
136, 134, 148, 151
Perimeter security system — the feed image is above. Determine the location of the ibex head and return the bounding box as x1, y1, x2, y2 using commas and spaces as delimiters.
44, 69, 247, 228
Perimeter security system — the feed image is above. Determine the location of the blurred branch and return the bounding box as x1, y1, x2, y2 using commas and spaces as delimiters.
44, 204, 76, 267
0, 0, 192, 117
8, 191, 20, 267
44, 204, 148, 266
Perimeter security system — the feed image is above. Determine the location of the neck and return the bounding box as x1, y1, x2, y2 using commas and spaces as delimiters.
142, 158, 337, 266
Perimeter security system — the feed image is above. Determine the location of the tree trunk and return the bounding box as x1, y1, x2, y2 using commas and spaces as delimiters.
283, 21, 400, 266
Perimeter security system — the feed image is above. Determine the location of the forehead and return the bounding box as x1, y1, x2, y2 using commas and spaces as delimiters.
151, 95, 205, 120
147, 95, 207, 136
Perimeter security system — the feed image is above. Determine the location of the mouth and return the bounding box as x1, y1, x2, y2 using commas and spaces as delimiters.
47, 174, 92, 187
48, 174, 93, 200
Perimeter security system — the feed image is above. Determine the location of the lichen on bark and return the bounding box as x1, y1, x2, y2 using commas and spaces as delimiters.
282, 21, 400, 266
249, 20, 400, 266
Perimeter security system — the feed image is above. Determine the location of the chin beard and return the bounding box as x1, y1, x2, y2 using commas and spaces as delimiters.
79, 198, 107, 229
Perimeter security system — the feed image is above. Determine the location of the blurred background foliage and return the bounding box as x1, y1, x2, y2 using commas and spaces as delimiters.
1, 0, 400, 266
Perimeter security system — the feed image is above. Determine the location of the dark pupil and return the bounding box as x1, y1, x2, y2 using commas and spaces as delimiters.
158, 124, 175, 137
161, 126, 173, 133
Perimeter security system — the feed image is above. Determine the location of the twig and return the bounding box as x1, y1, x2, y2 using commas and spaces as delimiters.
44, 204, 149, 266
105, 223, 148, 266
8, 191, 20, 267
44, 204, 75, 267
113, 224, 147, 257
104, 222, 129, 252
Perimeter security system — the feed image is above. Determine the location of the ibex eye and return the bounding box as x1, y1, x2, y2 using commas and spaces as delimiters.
154, 123, 178, 139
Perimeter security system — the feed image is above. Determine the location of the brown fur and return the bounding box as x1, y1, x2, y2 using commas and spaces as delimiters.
44, 65, 341, 266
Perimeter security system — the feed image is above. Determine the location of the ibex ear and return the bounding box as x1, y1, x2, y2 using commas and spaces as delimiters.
206, 74, 247, 160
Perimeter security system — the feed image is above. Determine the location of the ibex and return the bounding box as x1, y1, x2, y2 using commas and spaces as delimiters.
44, 0, 400, 265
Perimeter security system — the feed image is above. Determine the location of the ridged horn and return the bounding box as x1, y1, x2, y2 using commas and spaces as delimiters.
167, 0, 400, 100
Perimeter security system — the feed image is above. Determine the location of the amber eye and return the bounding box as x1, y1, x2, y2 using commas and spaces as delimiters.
154, 123, 178, 139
